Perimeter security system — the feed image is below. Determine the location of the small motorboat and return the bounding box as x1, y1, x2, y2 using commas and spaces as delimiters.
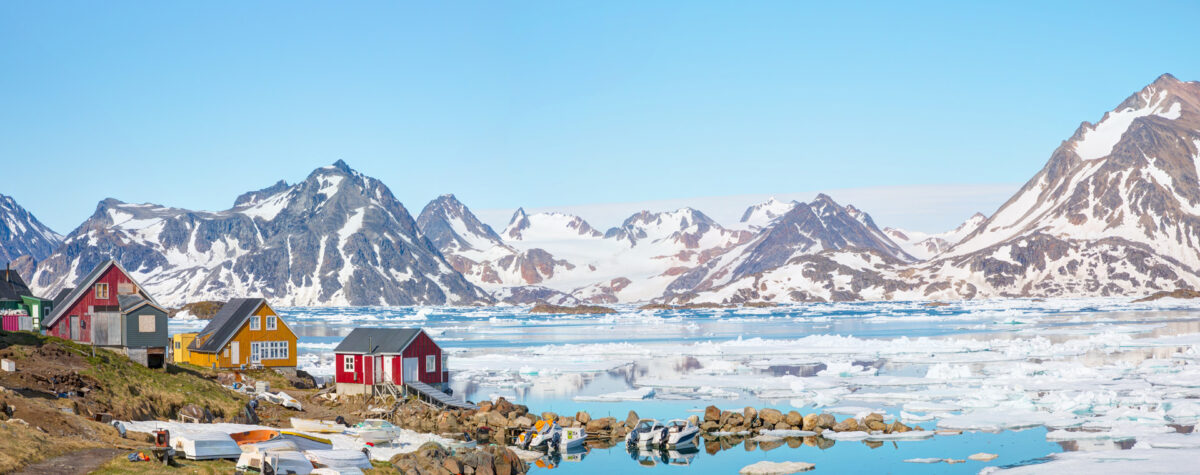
662, 419, 700, 448
291, 417, 348, 433
517, 419, 587, 452
348, 419, 402, 444
173, 431, 242, 460
625, 419, 667, 448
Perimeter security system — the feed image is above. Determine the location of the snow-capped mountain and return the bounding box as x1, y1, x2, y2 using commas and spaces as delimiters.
664, 194, 913, 299
421, 199, 752, 303
30, 161, 492, 307
0, 194, 62, 265
738, 197, 800, 230
916, 73, 1200, 298
416, 195, 574, 292
676, 74, 1200, 303
884, 212, 987, 260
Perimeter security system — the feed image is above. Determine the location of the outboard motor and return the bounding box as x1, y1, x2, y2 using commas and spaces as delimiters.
335, 415, 348, 427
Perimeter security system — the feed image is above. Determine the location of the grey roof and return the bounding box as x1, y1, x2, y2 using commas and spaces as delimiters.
0, 268, 33, 301
190, 298, 266, 353
52, 288, 73, 308
43, 260, 161, 328
333, 328, 423, 354
117, 294, 164, 314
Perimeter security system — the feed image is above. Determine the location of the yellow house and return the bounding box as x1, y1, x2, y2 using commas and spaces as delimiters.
171, 332, 198, 364
187, 298, 297, 369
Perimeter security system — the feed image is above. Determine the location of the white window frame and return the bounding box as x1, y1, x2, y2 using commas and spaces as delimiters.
95, 283, 108, 300
426, 354, 436, 372
343, 355, 355, 372
250, 342, 261, 363
249, 316, 260, 330
441, 354, 448, 372
266, 316, 277, 330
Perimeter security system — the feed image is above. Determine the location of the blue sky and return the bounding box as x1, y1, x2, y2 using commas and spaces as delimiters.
2, 1, 1198, 233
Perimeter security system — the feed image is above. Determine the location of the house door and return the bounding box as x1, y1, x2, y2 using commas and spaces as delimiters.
374, 356, 384, 383
363, 356, 373, 383
403, 357, 418, 383
69, 316, 80, 340
382, 356, 393, 383
230, 342, 240, 365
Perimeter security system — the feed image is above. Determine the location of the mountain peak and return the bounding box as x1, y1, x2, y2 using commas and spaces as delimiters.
331, 159, 352, 173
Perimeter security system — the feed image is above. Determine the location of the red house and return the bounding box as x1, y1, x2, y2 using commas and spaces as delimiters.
41, 260, 169, 368
332, 327, 448, 396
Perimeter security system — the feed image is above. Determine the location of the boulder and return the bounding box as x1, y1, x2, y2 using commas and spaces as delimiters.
443, 458, 464, 474
687, 415, 700, 427
477, 400, 494, 413
759, 408, 784, 426
704, 405, 721, 422
575, 411, 591, 424
802, 413, 818, 431
625, 410, 640, 428
863, 413, 884, 425
493, 398, 515, 416
866, 420, 887, 431
888, 421, 910, 433
743, 406, 758, 425
831, 418, 858, 432
540, 411, 557, 422
178, 404, 213, 423
775, 422, 790, 430
514, 416, 533, 428
786, 411, 803, 427
816, 413, 836, 429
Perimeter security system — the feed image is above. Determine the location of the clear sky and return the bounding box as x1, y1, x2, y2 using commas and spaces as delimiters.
2, 1, 1198, 234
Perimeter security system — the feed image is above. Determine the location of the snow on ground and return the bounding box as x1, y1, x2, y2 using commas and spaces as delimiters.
120, 420, 452, 461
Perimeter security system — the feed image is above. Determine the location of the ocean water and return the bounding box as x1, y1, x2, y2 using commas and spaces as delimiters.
168, 298, 1200, 473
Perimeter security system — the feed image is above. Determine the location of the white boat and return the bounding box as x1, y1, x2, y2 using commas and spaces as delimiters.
348, 419, 402, 444
290, 417, 347, 433
517, 419, 587, 452
663, 419, 700, 448
173, 430, 242, 460
305, 449, 373, 471
625, 419, 666, 447
235, 449, 313, 475
259, 391, 302, 410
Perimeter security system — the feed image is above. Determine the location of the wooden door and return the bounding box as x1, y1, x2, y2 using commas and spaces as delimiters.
70, 316, 80, 340
230, 341, 240, 365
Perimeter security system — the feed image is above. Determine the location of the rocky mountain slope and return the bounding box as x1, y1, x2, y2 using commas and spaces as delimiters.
676, 74, 1200, 303
662, 194, 914, 301
29, 161, 492, 307
0, 194, 62, 265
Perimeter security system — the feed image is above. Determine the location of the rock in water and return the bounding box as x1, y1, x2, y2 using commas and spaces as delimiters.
705, 405, 721, 422
739, 461, 815, 474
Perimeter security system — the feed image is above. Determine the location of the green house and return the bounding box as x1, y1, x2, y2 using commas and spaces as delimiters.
0, 266, 52, 330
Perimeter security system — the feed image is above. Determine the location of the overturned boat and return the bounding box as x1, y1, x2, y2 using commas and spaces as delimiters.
290, 417, 348, 433
348, 419, 402, 444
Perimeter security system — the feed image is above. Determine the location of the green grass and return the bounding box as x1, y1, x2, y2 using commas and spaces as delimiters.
91, 455, 236, 474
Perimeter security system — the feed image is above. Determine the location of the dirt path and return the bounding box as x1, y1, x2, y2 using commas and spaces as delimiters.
12, 448, 123, 475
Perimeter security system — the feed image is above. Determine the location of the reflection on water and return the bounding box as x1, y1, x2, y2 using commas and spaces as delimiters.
164, 299, 1200, 473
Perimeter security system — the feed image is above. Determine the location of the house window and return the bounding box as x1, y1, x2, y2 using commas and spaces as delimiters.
442, 355, 448, 372
175, 341, 180, 349
250, 342, 261, 363
95, 283, 108, 300
249, 316, 260, 330
138, 314, 155, 332
266, 316, 277, 330
426, 355, 436, 372
343, 355, 354, 372
224, 347, 229, 357
256, 341, 289, 360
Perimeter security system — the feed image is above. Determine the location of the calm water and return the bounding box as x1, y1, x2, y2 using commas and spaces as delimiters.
168, 299, 1200, 473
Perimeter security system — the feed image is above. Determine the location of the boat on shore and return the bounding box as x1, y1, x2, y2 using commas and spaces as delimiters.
290, 417, 348, 433
173, 431, 242, 460
348, 419, 402, 444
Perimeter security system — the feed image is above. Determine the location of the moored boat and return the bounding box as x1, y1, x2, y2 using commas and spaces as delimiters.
348, 419, 402, 444
663, 419, 699, 448
625, 419, 666, 447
